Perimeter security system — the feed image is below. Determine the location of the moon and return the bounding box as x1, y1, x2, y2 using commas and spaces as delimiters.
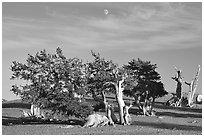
104, 9, 109, 15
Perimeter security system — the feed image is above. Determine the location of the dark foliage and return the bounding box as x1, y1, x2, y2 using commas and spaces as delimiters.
92, 102, 106, 112
10, 48, 92, 119
123, 58, 167, 103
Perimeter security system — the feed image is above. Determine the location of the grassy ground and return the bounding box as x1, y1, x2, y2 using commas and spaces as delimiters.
2, 95, 202, 135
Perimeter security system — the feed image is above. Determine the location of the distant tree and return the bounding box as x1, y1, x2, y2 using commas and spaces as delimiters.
10, 48, 92, 120
123, 58, 167, 115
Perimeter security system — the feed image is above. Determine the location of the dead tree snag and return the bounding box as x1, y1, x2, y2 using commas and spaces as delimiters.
185, 65, 200, 107
171, 66, 183, 100
170, 66, 183, 106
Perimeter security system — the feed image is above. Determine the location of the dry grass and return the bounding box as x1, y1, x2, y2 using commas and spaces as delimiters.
2, 95, 202, 135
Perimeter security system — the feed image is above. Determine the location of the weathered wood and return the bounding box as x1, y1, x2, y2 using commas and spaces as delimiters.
115, 77, 126, 124
143, 90, 153, 116
185, 65, 200, 107
83, 113, 110, 128
102, 90, 117, 125
171, 66, 183, 99
106, 104, 115, 125
30, 104, 44, 118
123, 104, 132, 125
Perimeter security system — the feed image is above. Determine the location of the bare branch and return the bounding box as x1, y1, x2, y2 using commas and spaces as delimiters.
104, 81, 117, 87
185, 81, 191, 86
173, 65, 179, 72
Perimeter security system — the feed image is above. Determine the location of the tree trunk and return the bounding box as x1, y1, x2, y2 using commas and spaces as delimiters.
149, 84, 156, 115
101, 90, 107, 106
31, 103, 34, 116
171, 66, 183, 103
143, 90, 150, 116
133, 94, 143, 112
123, 104, 132, 125
115, 79, 125, 125
185, 65, 200, 107
31, 104, 41, 118
101, 90, 108, 114
176, 82, 182, 99
149, 97, 155, 115
102, 90, 117, 124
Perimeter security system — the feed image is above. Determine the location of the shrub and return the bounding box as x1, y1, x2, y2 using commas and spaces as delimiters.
10, 48, 91, 120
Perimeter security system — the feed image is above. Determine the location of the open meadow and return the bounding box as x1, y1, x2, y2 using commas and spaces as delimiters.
2, 95, 202, 135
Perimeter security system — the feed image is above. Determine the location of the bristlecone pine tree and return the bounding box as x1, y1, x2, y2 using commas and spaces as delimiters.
87, 51, 135, 125
123, 58, 167, 116
10, 48, 93, 120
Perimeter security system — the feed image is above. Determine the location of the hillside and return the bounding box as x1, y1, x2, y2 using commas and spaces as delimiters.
2, 93, 202, 135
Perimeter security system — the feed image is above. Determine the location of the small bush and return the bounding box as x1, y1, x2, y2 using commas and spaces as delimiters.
73, 102, 94, 120
46, 93, 93, 120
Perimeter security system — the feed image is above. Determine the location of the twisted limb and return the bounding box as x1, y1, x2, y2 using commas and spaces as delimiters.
123, 104, 133, 125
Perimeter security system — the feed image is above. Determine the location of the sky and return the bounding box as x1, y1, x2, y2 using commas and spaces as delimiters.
2, 2, 202, 100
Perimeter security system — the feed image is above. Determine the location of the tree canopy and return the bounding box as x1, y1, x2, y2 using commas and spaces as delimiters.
123, 58, 167, 114
10, 48, 92, 119
10, 48, 167, 121
86, 51, 117, 99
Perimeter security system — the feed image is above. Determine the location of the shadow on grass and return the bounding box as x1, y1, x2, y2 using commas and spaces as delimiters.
2, 103, 31, 109
131, 120, 202, 131
157, 111, 202, 118
114, 105, 202, 119
154, 102, 202, 113
2, 116, 84, 126
127, 106, 202, 118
